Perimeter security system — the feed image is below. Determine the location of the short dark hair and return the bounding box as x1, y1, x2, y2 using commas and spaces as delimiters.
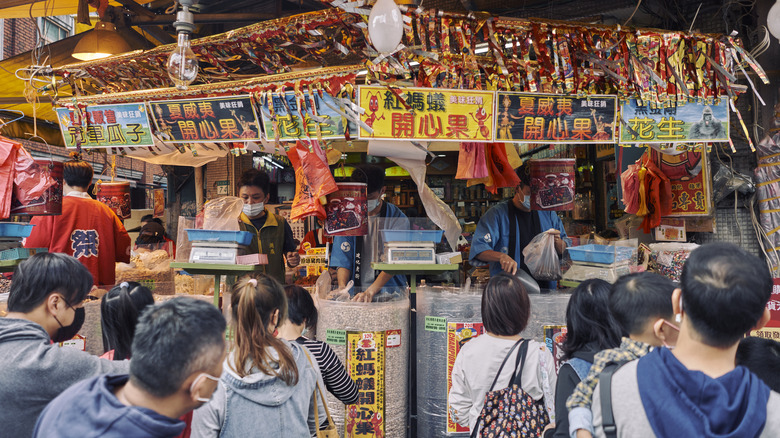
609, 272, 676, 335
515, 161, 531, 187
130, 297, 226, 397
482, 273, 531, 336
284, 285, 318, 329
101, 282, 155, 360
561, 279, 624, 360
680, 243, 772, 348
8, 253, 93, 313
237, 168, 270, 195
136, 222, 166, 245
736, 336, 780, 392
63, 159, 93, 188
351, 164, 385, 195
140, 215, 162, 226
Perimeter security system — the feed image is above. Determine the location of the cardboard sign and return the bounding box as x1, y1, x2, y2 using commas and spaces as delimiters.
150, 95, 261, 143
620, 98, 729, 143
56, 103, 154, 148
345, 331, 386, 438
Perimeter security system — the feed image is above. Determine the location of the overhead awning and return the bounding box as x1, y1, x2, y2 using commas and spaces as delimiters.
0, 0, 155, 19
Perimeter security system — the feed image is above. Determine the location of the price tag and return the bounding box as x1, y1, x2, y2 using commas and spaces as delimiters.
425, 316, 447, 332
325, 329, 346, 345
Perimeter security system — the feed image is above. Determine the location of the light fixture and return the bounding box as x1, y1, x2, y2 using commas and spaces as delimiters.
166, 0, 199, 90
768, 0, 780, 41
367, 0, 403, 54
72, 21, 131, 61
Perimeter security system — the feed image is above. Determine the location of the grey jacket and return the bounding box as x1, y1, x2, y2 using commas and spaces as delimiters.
0, 317, 129, 438
591, 360, 780, 438
191, 339, 325, 438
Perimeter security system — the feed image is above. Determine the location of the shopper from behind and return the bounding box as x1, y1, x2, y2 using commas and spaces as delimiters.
277, 285, 359, 405
25, 157, 131, 288
331, 163, 409, 302
0, 253, 129, 438
191, 274, 325, 437
469, 162, 568, 289
590, 243, 780, 438
543, 279, 623, 438
567, 272, 678, 438
737, 336, 780, 392
100, 281, 155, 360
34, 297, 227, 438
449, 272, 557, 434
238, 168, 300, 284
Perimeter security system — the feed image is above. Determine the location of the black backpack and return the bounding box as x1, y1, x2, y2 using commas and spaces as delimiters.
599, 361, 629, 438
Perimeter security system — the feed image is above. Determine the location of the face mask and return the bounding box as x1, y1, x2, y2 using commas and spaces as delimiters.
661, 320, 680, 349
522, 195, 531, 210
52, 306, 85, 343
242, 202, 264, 217
301, 327, 309, 337
367, 198, 380, 211
190, 372, 221, 403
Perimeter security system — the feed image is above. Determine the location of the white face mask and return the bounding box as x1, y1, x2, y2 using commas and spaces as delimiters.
367, 198, 380, 211
522, 195, 531, 210
190, 372, 221, 403
243, 202, 264, 217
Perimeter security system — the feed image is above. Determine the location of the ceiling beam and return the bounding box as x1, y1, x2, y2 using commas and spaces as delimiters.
115, 0, 155, 17
135, 25, 175, 44
131, 12, 275, 25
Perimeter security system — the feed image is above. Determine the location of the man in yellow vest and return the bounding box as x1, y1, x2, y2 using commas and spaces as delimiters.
237, 168, 299, 283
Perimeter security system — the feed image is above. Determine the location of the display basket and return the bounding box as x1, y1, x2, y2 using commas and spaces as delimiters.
185, 229, 253, 246
568, 244, 634, 265
380, 229, 444, 242
0, 223, 34, 238
0, 247, 47, 260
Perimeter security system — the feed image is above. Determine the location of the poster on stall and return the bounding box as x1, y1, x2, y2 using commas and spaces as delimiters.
153, 189, 165, 218
56, 103, 154, 148
544, 325, 568, 374
358, 86, 495, 142
495, 92, 617, 143
446, 322, 486, 434
300, 246, 328, 277
345, 331, 386, 438
619, 98, 729, 143
149, 95, 261, 143
750, 278, 780, 342
258, 90, 355, 140
649, 148, 712, 216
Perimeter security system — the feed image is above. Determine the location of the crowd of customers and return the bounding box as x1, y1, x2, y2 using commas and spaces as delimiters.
1, 241, 779, 438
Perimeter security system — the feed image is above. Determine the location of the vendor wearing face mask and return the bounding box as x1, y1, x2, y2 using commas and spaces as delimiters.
331, 164, 409, 302
238, 168, 300, 284
469, 162, 568, 289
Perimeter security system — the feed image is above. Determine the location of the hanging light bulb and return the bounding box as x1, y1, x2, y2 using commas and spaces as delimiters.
166, 2, 198, 89
769, 0, 780, 41
367, 0, 403, 54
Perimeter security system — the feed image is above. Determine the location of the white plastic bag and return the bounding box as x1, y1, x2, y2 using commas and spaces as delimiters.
522, 231, 561, 281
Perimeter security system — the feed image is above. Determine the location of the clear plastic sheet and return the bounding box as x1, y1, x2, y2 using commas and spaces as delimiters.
202, 196, 244, 231
315, 296, 410, 438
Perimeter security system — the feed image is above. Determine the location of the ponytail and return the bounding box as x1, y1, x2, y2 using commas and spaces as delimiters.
230, 274, 299, 385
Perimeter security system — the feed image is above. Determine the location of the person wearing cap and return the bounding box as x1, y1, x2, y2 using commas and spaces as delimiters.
469, 163, 569, 289
24, 158, 131, 288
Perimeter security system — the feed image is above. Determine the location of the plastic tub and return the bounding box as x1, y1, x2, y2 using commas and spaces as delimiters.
568, 244, 634, 265
185, 229, 253, 246
0, 247, 47, 260
380, 229, 444, 242
0, 223, 35, 238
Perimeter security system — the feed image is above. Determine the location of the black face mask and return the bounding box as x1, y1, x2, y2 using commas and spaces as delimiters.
52, 307, 85, 343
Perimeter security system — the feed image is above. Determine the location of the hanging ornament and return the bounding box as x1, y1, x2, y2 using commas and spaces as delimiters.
367, 0, 403, 54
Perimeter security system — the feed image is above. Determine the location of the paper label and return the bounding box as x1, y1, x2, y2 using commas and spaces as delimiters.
326, 329, 347, 345
385, 329, 401, 348
425, 316, 447, 332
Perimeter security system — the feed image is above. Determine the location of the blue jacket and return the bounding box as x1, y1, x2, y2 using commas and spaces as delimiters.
33, 374, 185, 438
469, 201, 568, 285
191, 340, 323, 438
330, 202, 409, 294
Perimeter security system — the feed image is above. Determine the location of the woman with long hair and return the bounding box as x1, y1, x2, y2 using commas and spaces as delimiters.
100, 281, 155, 360
542, 279, 623, 438
191, 274, 324, 437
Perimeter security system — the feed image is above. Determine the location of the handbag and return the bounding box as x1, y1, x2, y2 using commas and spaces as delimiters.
471, 339, 550, 438
306, 352, 339, 438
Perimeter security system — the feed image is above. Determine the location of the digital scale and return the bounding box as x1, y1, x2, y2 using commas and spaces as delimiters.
189, 242, 247, 264
385, 241, 437, 264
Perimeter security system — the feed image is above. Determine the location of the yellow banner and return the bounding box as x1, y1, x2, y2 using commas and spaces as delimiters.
358, 86, 495, 142
447, 322, 485, 433
345, 331, 386, 437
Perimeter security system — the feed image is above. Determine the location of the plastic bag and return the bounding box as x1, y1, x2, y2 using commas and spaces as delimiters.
455, 143, 488, 179
522, 231, 561, 281
484, 143, 520, 194
175, 216, 195, 262
202, 196, 244, 231
288, 141, 338, 221
13, 150, 56, 204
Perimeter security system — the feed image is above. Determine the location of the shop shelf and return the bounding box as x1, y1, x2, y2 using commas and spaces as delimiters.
381, 229, 444, 242
0, 223, 34, 238
568, 244, 634, 265
185, 229, 253, 246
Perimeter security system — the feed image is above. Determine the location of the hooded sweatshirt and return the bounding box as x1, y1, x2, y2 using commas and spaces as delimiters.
0, 317, 130, 438
191, 339, 325, 438
591, 347, 780, 438
33, 374, 185, 438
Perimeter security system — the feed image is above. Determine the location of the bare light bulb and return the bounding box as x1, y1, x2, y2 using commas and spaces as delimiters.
167, 32, 198, 90
368, 0, 403, 54
769, 0, 780, 41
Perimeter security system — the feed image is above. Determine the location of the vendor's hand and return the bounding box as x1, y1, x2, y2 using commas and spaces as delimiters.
352, 288, 376, 303
545, 229, 565, 254
499, 253, 517, 275
286, 251, 301, 267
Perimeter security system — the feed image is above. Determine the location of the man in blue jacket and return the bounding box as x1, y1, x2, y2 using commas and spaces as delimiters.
34, 297, 227, 438
469, 163, 568, 288
331, 164, 409, 302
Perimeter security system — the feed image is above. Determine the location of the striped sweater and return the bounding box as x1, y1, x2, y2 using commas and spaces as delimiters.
296, 337, 359, 405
